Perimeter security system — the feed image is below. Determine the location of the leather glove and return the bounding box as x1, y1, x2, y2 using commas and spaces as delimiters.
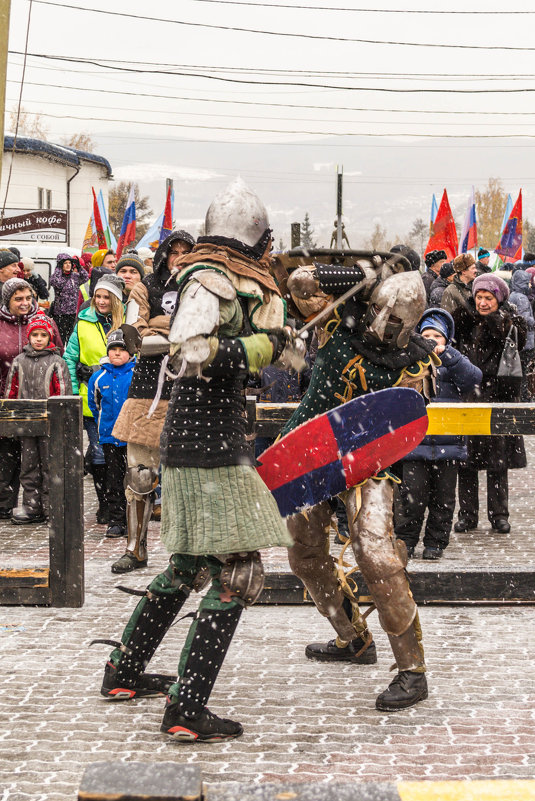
119, 323, 142, 355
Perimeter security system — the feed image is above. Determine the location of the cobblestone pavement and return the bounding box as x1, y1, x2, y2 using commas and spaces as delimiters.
2, 445, 535, 800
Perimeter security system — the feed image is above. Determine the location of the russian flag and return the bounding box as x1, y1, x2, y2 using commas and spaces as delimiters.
460, 187, 477, 254
116, 185, 136, 259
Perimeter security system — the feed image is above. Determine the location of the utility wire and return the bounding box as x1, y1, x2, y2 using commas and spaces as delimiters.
11, 108, 535, 138
6, 78, 535, 116
1, 2, 33, 223
9, 52, 535, 92
186, 0, 535, 12
9, 51, 535, 80
28, 2, 535, 51
0, 78, 526, 115
10, 94, 535, 127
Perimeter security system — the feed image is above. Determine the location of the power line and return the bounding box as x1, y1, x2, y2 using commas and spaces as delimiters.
2, 2, 33, 222
10, 52, 535, 92
12, 108, 535, 138
29, 2, 535, 51
187, 0, 535, 12
10, 94, 535, 127
9, 51, 535, 81
8, 79, 535, 117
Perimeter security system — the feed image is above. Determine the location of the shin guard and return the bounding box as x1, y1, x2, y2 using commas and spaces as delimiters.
109, 585, 190, 687
173, 602, 243, 718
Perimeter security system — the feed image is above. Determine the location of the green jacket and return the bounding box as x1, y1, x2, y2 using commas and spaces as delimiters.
64, 306, 118, 417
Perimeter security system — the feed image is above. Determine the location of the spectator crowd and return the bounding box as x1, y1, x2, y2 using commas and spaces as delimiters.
0, 236, 532, 565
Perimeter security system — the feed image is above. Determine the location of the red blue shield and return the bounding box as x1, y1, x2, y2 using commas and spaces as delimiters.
257, 387, 428, 517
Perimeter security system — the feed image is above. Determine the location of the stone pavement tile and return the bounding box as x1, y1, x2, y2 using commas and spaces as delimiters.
1, 600, 535, 797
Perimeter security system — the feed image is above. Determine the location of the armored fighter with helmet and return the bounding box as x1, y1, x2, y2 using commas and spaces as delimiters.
94, 179, 295, 742
282, 254, 439, 711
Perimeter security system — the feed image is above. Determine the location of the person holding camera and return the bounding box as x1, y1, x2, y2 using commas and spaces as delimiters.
49, 253, 88, 344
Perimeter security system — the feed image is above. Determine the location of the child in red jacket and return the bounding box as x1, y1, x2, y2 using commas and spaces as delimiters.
5, 314, 72, 524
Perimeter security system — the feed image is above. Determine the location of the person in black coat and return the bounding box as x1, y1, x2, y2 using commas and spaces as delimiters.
22, 258, 49, 300
452, 274, 527, 534
394, 308, 482, 559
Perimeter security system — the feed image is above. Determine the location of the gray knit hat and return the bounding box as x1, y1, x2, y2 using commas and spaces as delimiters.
115, 253, 145, 279
93, 273, 125, 301
2, 277, 32, 307
0, 250, 19, 270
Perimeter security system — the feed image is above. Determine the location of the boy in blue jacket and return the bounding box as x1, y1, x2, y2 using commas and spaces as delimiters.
394, 308, 482, 559
88, 330, 135, 538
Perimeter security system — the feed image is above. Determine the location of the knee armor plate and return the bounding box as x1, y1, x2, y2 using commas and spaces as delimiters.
220, 551, 265, 606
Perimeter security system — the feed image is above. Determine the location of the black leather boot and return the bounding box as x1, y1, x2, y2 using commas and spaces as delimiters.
375, 670, 428, 711
305, 635, 377, 664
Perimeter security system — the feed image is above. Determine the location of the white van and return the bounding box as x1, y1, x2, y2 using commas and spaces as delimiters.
1, 243, 82, 301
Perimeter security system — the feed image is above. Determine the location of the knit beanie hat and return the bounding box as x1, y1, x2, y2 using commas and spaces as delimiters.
93, 273, 125, 301
0, 249, 19, 270
440, 262, 455, 279
472, 273, 509, 304
115, 253, 145, 279
106, 329, 128, 352
80, 252, 93, 268
137, 247, 154, 262
21, 257, 35, 272
2, 277, 32, 307
91, 249, 111, 268
477, 247, 490, 259
419, 313, 450, 340
27, 313, 54, 340
425, 249, 447, 269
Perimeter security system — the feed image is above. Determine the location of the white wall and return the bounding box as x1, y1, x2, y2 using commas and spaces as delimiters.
0, 150, 110, 248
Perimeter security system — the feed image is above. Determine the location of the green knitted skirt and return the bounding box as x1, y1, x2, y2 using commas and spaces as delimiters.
160, 464, 293, 555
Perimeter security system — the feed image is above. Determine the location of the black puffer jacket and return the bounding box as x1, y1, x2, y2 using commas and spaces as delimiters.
453, 298, 527, 470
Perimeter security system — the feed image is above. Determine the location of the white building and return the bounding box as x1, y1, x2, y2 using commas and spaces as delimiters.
0, 136, 112, 249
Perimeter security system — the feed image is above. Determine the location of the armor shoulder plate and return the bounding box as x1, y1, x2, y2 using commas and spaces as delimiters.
191, 269, 237, 301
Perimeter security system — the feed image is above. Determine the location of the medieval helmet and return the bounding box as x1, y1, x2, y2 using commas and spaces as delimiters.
204, 177, 270, 248
363, 272, 426, 348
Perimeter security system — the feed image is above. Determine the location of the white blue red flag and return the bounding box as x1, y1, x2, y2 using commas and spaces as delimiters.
460, 187, 477, 254
116, 185, 136, 259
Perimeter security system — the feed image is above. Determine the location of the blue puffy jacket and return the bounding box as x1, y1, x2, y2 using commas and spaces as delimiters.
87, 358, 135, 446
404, 308, 482, 462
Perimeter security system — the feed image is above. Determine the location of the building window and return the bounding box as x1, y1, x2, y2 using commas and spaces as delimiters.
46, 190, 52, 209
38, 187, 44, 209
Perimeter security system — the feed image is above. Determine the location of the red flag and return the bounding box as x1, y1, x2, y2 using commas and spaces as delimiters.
424, 189, 458, 261
92, 187, 107, 250
159, 185, 173, 244
496, 189, 522, 262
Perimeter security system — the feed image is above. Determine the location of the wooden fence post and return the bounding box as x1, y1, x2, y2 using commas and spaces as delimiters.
48, 396, 84, 607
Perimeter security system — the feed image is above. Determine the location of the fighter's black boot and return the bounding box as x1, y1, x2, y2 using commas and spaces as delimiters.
160, 700, 243, 742
376, 617, 428, 711
93, 585, 190, 697
305, 635, 377, 664
101, 661, 176, 701
162, 604, 243, 741
375, 671, 428, 711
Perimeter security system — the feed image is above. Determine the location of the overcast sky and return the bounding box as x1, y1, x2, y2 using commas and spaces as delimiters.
4, 0, 535, 247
